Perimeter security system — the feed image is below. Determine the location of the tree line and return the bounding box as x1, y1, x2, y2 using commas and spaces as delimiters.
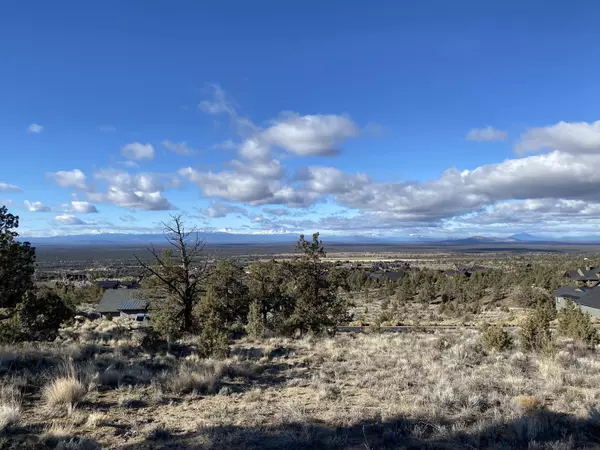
139, 215, 350, 355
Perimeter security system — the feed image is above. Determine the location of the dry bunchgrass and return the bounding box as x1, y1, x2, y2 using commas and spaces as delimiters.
0, 384, 21, 433
43, 364, 88, 415
6, 318, 600, 448
165, 362, 221, 395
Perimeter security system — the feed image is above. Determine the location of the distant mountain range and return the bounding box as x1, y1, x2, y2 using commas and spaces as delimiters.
22, 232, 389, 246
19, 231, 600, 246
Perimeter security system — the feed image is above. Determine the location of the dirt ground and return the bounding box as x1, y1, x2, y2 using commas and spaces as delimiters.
2, 315, 600, 449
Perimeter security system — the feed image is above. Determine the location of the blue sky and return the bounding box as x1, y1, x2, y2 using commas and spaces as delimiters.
2, 1, 600, 238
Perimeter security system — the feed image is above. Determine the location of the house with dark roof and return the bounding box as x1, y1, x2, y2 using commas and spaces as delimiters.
553, 285, 600, 317
97, 289, 149, 319
368, 271, 404, 284
443, 265, 488, 278
96, 280, 120, 290
564, 266, 600, 287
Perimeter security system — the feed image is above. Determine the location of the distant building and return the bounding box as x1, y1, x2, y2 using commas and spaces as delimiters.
120, 281, 141, 289
368, 271, 404, 284
443, 265, 487, 278
97, 289, 149, 319
553, 284, 600, 317
96, 280, 120, 290
564, 266, 600, 287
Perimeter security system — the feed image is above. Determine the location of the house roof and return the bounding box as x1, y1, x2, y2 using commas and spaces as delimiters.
572, 287, 600, 310
382, 271, 403, 282
119, 299, 148, 310
97, 289, 148, 313
96, 280, 120, 289
565, 267, 600, 281
120, 281, 140, 289
368, 271, 403, 282
553, 286, 589, 300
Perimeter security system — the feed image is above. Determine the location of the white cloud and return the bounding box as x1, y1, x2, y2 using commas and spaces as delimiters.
24, 200, 51, 212
211, 139, 237, 151
69, 201, 98, 213
90, 169, 176, 210
121, 142, 155, 161
47, 169, 89, 190
54, 214, 85, 225
515, 120, 600, 155
262, 113, 358, 157
198, 201, 247, 218
180, 167, 276, 204
27, 123, 43, 134
466, 126, 507, 142
199, 84, 237, 116
89, 189, 173, 211
118, 160, 139, 168
0, 183, 22, 192
262, 207, 290, 216
161, 140, 196, 155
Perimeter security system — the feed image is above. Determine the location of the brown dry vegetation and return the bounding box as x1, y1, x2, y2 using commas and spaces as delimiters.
0, 316, 599, 449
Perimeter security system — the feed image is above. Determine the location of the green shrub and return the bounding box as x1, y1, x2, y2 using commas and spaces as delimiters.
198, 310, 229, 359
519, 304, 554, 353
0, 291, 73, 343
556, 300, 597, 346
246, 301, 265, 340
481, 324, 513, 352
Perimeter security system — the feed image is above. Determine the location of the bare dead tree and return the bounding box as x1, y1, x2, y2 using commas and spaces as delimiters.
136, 214, 208, 331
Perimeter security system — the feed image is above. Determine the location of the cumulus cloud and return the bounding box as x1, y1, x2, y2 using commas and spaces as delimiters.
198, 201, 247, 218
0, 183, 22, 192
121, 142, 155, 161
180, 167, 276, 204
69, 201, 98, 213
27, 123, 43, 134
24, 200, 51, 212
197, 104, 600, 235
237, 114, 358, 160
466, 126, 507, 142
54, 214, 85, 225
188, 86, 361, 210
515, 120, 600, 155
161, 140, 196, 155
90, 169, 176, 210
47, 169, 89, 190
263, 207, 290, 216
262, 113, 358, 157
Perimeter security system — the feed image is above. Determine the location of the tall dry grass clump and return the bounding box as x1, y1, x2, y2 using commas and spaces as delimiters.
0, 383, 21, 432
43, 363, 87, 414
166, 361, 221, 395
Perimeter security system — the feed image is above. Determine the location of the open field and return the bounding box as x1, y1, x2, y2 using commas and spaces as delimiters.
1, 317, 600, 449
32, 241, 600, 263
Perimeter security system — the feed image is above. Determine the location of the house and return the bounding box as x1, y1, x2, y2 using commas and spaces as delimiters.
120, 281, 141, 289
553, 285, 600, 317
564, 266, 600, 287
443, 265, 487, 278
368, 271, 404, 284
97, 289, 149, 319
96, 280, 120, 290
